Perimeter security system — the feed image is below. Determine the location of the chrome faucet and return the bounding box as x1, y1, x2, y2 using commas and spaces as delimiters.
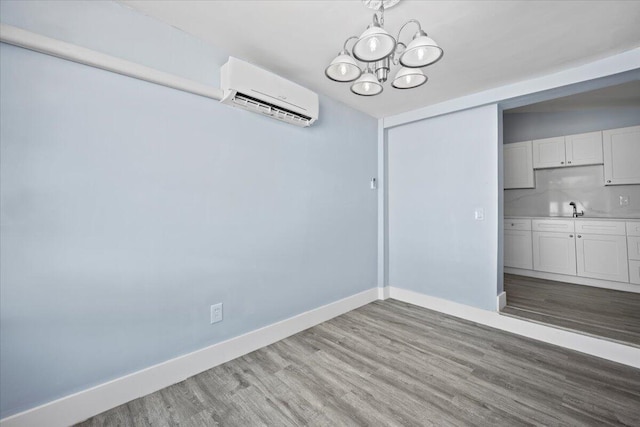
569, 202, 584, 218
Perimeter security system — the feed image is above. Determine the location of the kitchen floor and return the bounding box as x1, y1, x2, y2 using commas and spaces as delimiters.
502, 274, 640, 347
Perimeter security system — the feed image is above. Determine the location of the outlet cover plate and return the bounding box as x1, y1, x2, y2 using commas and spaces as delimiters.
620, 195, 629, 206
210, 303, 223, 324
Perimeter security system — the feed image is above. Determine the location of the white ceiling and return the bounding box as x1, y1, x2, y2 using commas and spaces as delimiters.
120, 1, 640, 119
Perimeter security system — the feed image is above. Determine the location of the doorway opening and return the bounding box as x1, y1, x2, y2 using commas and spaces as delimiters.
501, 81, 640, 347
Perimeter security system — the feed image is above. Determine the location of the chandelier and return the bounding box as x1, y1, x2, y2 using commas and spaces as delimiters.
325, 0, 443, 96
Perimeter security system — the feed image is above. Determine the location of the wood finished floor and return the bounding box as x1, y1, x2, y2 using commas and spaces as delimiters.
77, 299, 640, 427
502, 274, 640, 347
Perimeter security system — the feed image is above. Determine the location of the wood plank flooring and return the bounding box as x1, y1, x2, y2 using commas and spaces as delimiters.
77, 299, 640, 426
502, 274, 640, 347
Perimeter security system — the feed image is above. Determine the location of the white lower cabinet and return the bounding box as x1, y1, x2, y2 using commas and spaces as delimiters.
532, 231, 576, 275
630, 260, 640, 285
504, 229, 533, 269
627, 231, 640, 286
576, 234, 629, 282
627, 236, 640, 261
510, 217, 638, 288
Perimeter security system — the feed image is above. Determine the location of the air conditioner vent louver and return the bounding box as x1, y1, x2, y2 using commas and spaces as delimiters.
220, 57, 318, 128
233, 93, 311, 126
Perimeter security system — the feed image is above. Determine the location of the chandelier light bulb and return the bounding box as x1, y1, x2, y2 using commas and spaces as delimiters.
417, 48, 425, 60
405, 75, 412, 84
339, 64, 347, 75
368, 37, 379, 53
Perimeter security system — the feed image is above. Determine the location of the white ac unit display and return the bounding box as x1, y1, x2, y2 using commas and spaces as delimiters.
220, 57, 319, 127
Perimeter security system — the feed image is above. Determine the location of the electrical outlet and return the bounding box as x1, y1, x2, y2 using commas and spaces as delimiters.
210, 303, 223, 324
620, 195, 629, 206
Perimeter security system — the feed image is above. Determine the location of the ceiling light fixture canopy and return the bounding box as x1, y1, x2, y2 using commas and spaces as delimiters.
325, 0, 444, 97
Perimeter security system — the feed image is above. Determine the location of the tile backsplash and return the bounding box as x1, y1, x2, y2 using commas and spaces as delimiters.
504, 165, 640, 218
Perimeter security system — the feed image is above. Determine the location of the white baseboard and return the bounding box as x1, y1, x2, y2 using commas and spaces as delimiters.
388, 286, 640, 369
505, 267, 640, 294
497, 291, 507, 311
5, 284, 638, 427
0, 288, 378, 427
378, 286, 390, 300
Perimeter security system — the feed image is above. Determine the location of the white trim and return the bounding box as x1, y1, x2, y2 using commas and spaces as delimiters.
505, 267, 640, 294
497, 291, 507, 311
378, 286, 390, 300
0, 24, 223, 101
383, 48, 640, 129
388, 286, 640, 369
0, 288, 378, 427
377, 118, 386, 288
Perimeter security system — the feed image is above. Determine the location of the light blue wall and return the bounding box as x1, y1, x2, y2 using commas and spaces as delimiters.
0, 2, 377, 419
503, 108, 640, 218
503, 108, 640, 144
0, 0, 226, 86
387, 105, 501, 310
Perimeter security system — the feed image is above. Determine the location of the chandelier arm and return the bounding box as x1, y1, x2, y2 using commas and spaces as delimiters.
377, 4, 385, 27
342, 36, 360, 52
391, 42, 407, 65
396, 19, 422, 43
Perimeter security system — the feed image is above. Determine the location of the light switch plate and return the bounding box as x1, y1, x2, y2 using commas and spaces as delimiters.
474, 208, 484, 221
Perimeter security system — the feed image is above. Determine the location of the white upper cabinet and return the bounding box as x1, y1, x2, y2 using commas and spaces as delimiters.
603, 125, 640, 185
533, 132, 603, 169
565, 131, 603, 166
532, 136, 566, 169
504, 141, 535, 189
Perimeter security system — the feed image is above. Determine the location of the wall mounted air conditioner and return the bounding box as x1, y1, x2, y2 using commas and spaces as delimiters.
220, 57, 319, 127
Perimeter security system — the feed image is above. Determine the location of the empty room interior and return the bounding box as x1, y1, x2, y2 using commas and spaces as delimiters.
1, 1, 640, 426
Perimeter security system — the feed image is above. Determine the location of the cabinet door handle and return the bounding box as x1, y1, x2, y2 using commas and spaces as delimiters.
561, 161, 564, 165
607, 180, 612, 183
568, 161, 572, 164
577, 235, 582, 238
569, 234, 574, 238
511, 223, 515, 226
